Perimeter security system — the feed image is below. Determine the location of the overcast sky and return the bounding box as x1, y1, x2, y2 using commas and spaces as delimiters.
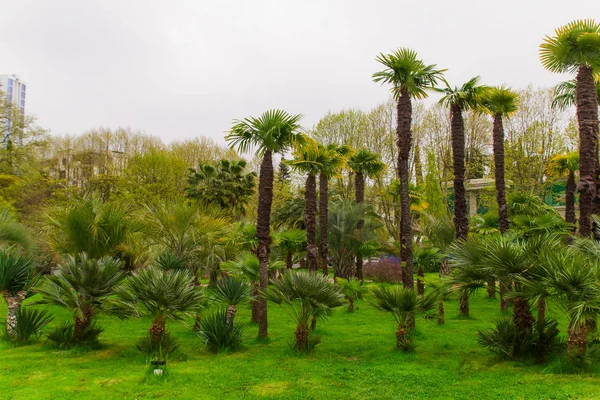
2, 0, 599, 145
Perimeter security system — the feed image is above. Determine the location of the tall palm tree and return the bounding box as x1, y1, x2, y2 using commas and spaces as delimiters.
34, 253, 127, 339
540, 20, 600, 237
226, 110, 303, 339
126, 267, 202, 345
373, 48, 445, 289
347, 149, 386, 280
481, 86, 519, 234
0, 250, 36, 339
267, 270, 344, 352
438, 77, 487, 239
318, 143, 351, 276
287, 137, 324, 273
547, 152, 579, 228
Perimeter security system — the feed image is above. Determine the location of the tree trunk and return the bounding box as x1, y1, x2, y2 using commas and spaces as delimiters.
396, 324, 409, 349
149, 317, 166, 345
414, 142, 424, 186
576, 65, 599, 237
565, 171, 577, 230
256, 151, 274, 339
416, 266, 424, 296
2, 290, 26, 339
499, 280, 509, 312
568, 322, 588, 355
355, 172, 365, 281
285, 250, 293, 270
209, 269, 218, 287
225, 304, 237, 330
459, 292, 469, 317
450, 104, 469, 239
348, 296, 354, 312
319, 172, 329, 276
438, 300, 445, 325
74, 304, 94, 339
250, 282, 260, 323
512, 297, 534, 334
537, 297, 546, 326
397, 89, 414, 290
487, 279, 495, 298
492, 113, 509, 234
439, 256, 450, 276
295, 322, 309, 351
311, 315, 317, 331
305, 173, 318, 273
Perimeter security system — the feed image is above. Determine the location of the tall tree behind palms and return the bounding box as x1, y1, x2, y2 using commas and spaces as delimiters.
287, 137, 324, 273
438, 77, 487, 239
226, 110, 303, 339
318, 143, 351, 277
347, 149, 386, 280
481, 86, 519, 234
547, 152, 579, 228
373, 48, 445, 289
540, 20, 600, 236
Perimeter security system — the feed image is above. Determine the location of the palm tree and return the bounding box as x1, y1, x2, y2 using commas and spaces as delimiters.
540, 20, 600, 236
34, 253, 127, 339
210, 276, 250, 329
370, 285, 436, 350
547, 152, 579, 228
480, 86, 519, 234
45, 197, 143, 269
126, 267, 202, 345
373, 48, 445, 290
273, 229, 307, 270
267, 270, 344, 352
287, 137, 324, 273
221, 253, 283, 323
318, 143, 351, 276
226, 110, 303, 339
347, 149, 386, 280
438, 77, 487, 239
336, 277, 367, 312
0, 250, 36, 338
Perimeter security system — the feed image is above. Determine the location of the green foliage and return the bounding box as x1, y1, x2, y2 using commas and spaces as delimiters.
480, 86, 519, 116
347, 149, 385, 178
46, 321, 104, 349
272, 198, 306, 230
210, 277, 250, 306
0, 208, 33, 251
197, 310, 246, 353
437, 76, 488, 110
0, 250, 36, 295
2, 306, 53, 344
413, 246, 443, 273
221, 253, 283, 283
136, 331, 180, 358
186, 159, 256, 217
540, 19, 600, 73
423, 151, 447, 217
336, 277, 367, 311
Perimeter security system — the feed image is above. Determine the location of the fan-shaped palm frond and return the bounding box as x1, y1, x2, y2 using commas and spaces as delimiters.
540, 20, 600, 74
437, 76, 488, 111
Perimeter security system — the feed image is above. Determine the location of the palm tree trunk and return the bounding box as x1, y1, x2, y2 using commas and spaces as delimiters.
459, 292, 469, 317
438, 300, 445, 325
439, 256, 450, 276
396, 323, 409, 349
2, 290, 26, 339
487, 279, 495, 298
295, 322, 309, 351
565, 171, 577, 230
537, 297, 546, 326
74, 304, 94, 339
499, 280, 509, 312
416, 266, 424, 296
149, 317, 166, 345
319, 172, 329, 276
576, 65, 599, 237
305, 173, 318, 273
256, 151, 274, 339
450, 104, 469, 239
492, 113, 509, 234
397, 89, 414, 290
512, 297, 534, 334
285, 250, 293, 270
355, 171, 366, 281
568, 322, 588, 355
348, 296, 354, 312
225, 304, 237, 330
311, 316, 317, 331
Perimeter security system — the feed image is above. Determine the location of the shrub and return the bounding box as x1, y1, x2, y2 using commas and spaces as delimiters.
46, 322, 104, 349
198, 310, 245, 353
13, 307, 53, 344
363, 256, 403, 283
136, 331, 179, 360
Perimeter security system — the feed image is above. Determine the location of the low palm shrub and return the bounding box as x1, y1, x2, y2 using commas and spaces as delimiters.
136, 331, 180, 359
197, 310, 245, 353
337, 277, 367, 312
46, 321, 104, 349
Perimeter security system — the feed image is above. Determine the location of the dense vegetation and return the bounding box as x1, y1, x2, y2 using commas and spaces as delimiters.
0, 19, 599, 399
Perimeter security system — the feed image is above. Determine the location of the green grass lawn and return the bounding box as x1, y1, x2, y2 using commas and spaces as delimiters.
1, 274, 599, 400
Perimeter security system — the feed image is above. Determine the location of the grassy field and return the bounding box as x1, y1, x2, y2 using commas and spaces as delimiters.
1, 274, 599, 400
